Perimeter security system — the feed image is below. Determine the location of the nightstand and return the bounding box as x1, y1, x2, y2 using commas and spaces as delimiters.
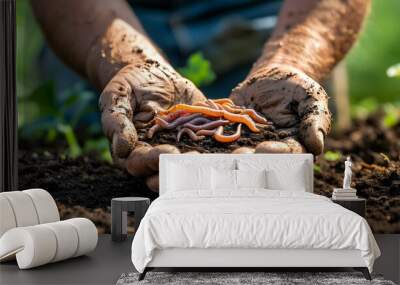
332, 198, 366, 218
111, 197, 150, 242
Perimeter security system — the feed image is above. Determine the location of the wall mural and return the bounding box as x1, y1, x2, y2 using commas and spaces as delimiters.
16, 0, 399, 235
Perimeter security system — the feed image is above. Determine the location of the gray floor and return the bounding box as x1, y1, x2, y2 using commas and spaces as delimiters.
0, 235, 399, 285
0, 235, 134, 285
374, 235, 400, 284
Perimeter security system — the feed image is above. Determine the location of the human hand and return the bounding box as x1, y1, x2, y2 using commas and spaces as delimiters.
230, 64, 331, 155
99, 60, 206, 191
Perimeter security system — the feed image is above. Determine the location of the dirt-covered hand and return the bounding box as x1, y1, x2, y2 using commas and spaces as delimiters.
230, 64, 331, 155
99, 60, 206, 190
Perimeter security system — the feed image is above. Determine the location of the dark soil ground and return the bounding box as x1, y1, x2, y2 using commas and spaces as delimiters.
137, 123, 292, 153
18, 150, 157, 234
314, 114, 400, 233
18, 114, 399, 234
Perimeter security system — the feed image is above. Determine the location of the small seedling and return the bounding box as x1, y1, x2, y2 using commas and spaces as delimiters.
324, 150, 342, 161
313, 164, 321, 173
178, 52, 216, 87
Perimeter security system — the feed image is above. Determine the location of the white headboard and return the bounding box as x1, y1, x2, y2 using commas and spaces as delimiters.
159, 154, 314, 195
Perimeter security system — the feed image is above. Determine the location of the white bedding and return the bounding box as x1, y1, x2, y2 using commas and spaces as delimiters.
131, 190, 380, 273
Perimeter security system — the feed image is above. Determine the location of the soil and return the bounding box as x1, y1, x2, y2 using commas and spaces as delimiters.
137, 123, 291, 153
18, 113, 399, 234
314, 114, 400, 233
18, 149, 157, 234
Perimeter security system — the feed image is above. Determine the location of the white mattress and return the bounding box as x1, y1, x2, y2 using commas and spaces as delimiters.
131, 190, 380, 273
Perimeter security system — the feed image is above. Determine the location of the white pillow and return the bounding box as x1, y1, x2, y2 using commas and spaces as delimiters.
236, 169, 267, 189
168, 163, 211, 191
266, 163, 307, 191
211, 168, 237, 190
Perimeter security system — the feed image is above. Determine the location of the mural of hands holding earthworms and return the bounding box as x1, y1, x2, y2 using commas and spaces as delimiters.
26, 0, 400, 235
100, 58, 331, 192
30, 0, 368, 193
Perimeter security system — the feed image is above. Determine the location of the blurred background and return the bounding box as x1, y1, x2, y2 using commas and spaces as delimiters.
16, 0, 400, 234
16, 0, 400, 161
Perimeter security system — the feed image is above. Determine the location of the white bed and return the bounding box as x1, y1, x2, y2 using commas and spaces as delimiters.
131, 154, 380, 280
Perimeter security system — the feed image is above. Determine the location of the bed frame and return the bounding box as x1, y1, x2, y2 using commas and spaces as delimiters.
139, 154, 371, 281
139, 248, 371, 280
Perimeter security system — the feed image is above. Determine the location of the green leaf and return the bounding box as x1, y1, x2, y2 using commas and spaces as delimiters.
69, 91, 96, 127
313, 164, 321, 173
46, 129, 57, 143
382, 103, 400, 128
26, 80, 58, 117
100, 150, 112, 163
59, 84, 96, 128
16, 0, 44, 98
324, 151, 342, 161
178, 52, 216, 87
383, 112, 398, 128
351, 97, 379, 119
83, 138, 112, 162
387, 63, 400, 78
57, 124, 82, 158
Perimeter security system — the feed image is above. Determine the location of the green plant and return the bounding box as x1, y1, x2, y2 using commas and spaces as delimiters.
19, 81, 111, 160
346, 0, 400, 104
83, 138, 112, 162
351, 97, 379, 119
387, 63, 400, 78
16, 0, 44, 127
382, 64, 400, 128
313, 164, 321, 173
179, 52, 216, 87
57, 124, 82, 158
382, 102, 400, 128
324, 150, 342, 161
16, 3, 111, 161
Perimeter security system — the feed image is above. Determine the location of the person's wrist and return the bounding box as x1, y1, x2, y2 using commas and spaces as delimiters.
252, 31, 330, 83
86, 39, 120, 90
241, 62, 312, 94
85, 19, 169, 90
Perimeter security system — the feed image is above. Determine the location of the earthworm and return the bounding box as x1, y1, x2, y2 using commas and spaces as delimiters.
184, 119, 229, 132
212, 101, 224, 110
193, 101, 210, 107
212, 98, 235, 105
160, 105, 260, 132
256, 121, 274, 129
196, 129, 217, 136
147, 124, 162, 138
160, 104, 222, 117
214, 124, 242, 143
223, 112, 259, 132
155, 113, 201, 129
177, 127, 205, 142
157, 110, 190, 122
220, 104, 242, 114
221, 104, 267, 124
243, 109, 268, 124
147, 111, 191, 137
184, 117, 212, 126
206, 99, 220, 110
202, 100, 214, 109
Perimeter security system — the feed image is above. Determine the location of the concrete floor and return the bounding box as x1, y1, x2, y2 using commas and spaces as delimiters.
1, 234, 399, 285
